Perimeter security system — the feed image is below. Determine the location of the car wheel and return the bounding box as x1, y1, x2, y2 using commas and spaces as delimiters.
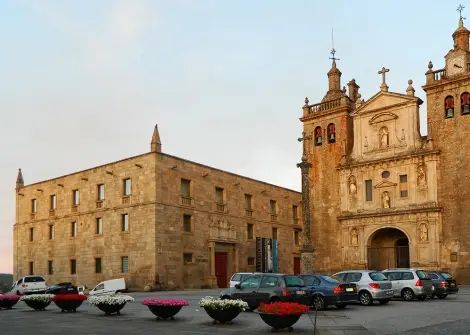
401, 288, 415, 301
437, 294, 448, 299
336, 303, 347, 309
359, 291, 373, 306
312, 295, 325, 310
378, 299, 390, 305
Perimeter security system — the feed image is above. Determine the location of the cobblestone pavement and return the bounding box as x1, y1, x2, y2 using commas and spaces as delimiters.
1, 287, 469, 334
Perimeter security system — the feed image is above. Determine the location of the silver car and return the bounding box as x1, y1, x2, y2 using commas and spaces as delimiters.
333, 270, 394, 306
382, 269, 433, 301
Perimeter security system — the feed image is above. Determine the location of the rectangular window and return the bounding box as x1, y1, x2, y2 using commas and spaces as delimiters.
95, 258, 102, 274
272, 227, 278, 240
97, 184, 105, 201
70, 259, 76, 275
48, 225, 55, 240
183, 253, 193, 264
215, 187, 224, 204
180, 179, 191, 198
294, 230, 300, 246
247, 223, 254, 240
121, 214, 129, 232
121, 256, 129, 273
71, 221, 77, 237
247, 257, 255, 266
50, 194, 57, 210
31, 199, 37, 213
29, 262, 34, 275
244, 194, 253, 216
123, 178, 132, 196
270, 200, 277, 221
29, 227, 34, 242
72, 190, 80, 206
365, 180, 373, 201
96, 218, 103, 235
48, 260, 53, 275
292, 205, 298, 224
183, 214, 192, 232
400, 174, 408, 198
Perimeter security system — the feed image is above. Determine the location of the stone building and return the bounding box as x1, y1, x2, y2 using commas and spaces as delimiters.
301, 18, 470, 282
14, 126, 302, 290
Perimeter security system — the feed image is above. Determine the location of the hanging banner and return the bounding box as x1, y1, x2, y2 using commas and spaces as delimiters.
256, 237, 278, 273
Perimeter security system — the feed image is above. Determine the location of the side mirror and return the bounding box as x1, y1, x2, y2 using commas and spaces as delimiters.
235, 284, 241, 289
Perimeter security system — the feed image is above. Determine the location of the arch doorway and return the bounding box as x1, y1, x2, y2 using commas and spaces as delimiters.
367, 228, 410, 270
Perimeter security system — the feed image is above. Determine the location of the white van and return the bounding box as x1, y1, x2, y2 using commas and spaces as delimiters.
89, 278, 126, 296
10, 276, 47, 295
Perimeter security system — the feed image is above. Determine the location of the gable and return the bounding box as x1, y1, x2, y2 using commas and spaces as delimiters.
354, 91, 417, 116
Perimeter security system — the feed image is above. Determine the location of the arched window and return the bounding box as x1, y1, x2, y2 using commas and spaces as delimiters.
327, 123, 336, 143
461, 92, 470, 115
314, 126, 323, 146
444, 96, 454, 118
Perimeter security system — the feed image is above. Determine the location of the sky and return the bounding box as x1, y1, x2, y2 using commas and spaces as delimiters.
0, 0, 462, 273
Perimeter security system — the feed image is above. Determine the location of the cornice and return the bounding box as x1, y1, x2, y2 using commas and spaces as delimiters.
337, 206, 442, 221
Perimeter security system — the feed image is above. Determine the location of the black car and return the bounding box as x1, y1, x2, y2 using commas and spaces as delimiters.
427, 271, 459, 299
46, 282, 78, 294
299, 274, 358, 310
220, 273, 310, 310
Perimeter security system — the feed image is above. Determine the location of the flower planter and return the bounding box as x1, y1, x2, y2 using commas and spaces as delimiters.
203, 307, 241, 324
88, 294, 134, 316
21, 294, 54, 311
52, 294, 87, 312
0, 294, 20, 309
143, 299, 189, 320
258, 313, 302, 331
96, 302, 126, 315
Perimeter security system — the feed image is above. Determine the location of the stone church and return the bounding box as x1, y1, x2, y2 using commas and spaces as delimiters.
301, 18, 470, 282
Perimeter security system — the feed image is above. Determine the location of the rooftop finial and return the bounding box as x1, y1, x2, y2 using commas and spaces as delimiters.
457, 4, 466, 22
329, 28, 340, 65
16, 168, 24, 190
378, 66, 390, 92
151, 124, 162, 153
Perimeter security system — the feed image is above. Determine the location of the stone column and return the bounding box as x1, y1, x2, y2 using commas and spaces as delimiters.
297, 132, 314, 273
208, 241, 217, 288
233, 244, 239, 273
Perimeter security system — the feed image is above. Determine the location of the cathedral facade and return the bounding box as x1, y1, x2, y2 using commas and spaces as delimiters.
302, 19, 470, 282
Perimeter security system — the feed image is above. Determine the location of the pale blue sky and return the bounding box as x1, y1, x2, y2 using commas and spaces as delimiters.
0, 0, 462, 272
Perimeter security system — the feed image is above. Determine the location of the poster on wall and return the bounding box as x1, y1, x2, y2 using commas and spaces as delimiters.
256, 237, 279, 273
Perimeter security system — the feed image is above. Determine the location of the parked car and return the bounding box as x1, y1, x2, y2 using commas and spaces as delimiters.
220, 273, 310, 310
89, 278, 126, 296
332, 270, 393, 306
299, 274, 358, 310
10, 276, 47, 295
382, 269, 433, 301
46, 282, 78, 294
427, 271, 459, 299
229, 272, 261, 288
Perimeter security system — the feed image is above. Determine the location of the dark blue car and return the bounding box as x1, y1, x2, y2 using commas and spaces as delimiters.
299, 275, 358, 310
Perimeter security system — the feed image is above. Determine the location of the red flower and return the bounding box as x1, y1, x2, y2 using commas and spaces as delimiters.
258, 302, 309, 316
142, 298, 189, 307
52, 294, 87, 302
0, 294, 20, 301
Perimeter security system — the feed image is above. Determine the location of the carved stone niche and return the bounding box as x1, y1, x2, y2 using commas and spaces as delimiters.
417, 164, 427, 189
417, 222, 429, 243
209, 218, 237, 242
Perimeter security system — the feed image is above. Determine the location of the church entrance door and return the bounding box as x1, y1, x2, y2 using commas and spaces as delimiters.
367, 228, 409, 270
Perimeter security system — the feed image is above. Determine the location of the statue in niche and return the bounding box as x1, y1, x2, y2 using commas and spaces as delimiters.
417, 165, 427, 187
350, 228, 359, 246
382, 191, 391, 208
379, 126, 389, 148
348, 175, 357, 195
419, 223, 428, 242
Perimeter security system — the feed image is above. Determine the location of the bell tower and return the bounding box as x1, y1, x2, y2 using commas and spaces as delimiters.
423, 7, 470, 281
299, 49, 357, 273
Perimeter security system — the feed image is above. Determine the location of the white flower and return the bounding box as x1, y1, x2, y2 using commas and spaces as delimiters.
20, 294, 54, 303
199, 296, 248, 311
88, 294, 134, 306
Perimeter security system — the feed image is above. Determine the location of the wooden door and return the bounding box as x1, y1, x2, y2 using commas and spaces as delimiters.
215, 252, 228, 288
293, 257, 301, 275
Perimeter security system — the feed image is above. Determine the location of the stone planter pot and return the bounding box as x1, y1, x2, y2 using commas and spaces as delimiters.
24, 300, 51, 311
203, 307, 241, 324
258, 313, 302, 331
95, 302, 127, 316
147, 305, 183, 319
0, 295, 20, 309
53, 299, 84, 312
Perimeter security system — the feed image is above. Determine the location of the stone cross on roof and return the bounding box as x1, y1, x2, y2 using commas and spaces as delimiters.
378, 66, 390, 92
457, 4, 465, 21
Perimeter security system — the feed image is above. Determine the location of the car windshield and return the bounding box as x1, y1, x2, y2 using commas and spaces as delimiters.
441, 272, 452, 279
24, 276, 45, 283
369, 272, 388, 281
285, 276, 304, 287
231, 274, 241, 281
321, 276, 339, 283
416, 271, 430, 280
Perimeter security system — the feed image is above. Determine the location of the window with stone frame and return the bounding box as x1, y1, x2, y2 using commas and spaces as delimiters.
95, 258, 102, 274
48, 260, 53, 275
180, 179, 191, 205
294, 230, 300, 246
48, 224, 55, 240
215, 187, 225, 211
29, 227, 34, 242
327, 123, 336, 143
121, 256, 129, 273
461, 92, 470, 115
29, 262, 34, 275
445, 95, 455, 118
272, 227, 278, 240
365, 180, 373, 201
70, 259, 77, 275
71, 221, 77, 237
399, 174, 408, 197
121, 213, 129, 232
183, 253, 193, 264
97, 184, 105, 201
314, 126, 323, 146
72, 189, 80, 206
123, 178, 132, 196
270, 200, 277, 221
50, 194, 57, 210
244, 194, 253, 216
31, 199, 37, 213
183, 214, 192, 232
292, 205, 299, 224
247, 223, 254, 240
96, 217, 103, 235
247, 257, 255, 266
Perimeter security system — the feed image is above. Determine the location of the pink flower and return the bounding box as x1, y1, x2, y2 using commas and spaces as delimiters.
142, 298, 189, 307
0, 294, 20, 302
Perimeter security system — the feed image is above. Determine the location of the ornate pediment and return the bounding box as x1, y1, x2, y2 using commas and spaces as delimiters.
209, 218, 237, 242
353, 91, 420, 116
369, 112, 398, 125
374, 180, 397, 188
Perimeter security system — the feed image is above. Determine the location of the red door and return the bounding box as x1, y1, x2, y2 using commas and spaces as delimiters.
293, 257, 301, 275
215, 252, 228, 288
